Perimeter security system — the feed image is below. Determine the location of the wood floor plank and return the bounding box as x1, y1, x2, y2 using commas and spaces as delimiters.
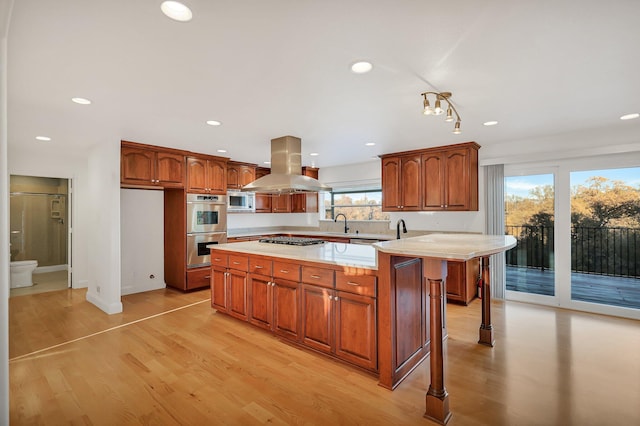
9, 287, 640, 425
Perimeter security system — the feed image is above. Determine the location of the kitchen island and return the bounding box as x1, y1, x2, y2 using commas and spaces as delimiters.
209, 234, 516, 425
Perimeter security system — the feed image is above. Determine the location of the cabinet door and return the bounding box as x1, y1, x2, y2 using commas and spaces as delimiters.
121, 147, 156, 186
445, 261, 465, 301
186, 157, 209, 193
271, 194, 291, 213
227, 165, 240, 189
381, 157, 401, 210
444, 148, 470, 210
335, 291, 377, 370
300, 284, 334, 354
248, 273, 273, 330
240, 166, 256, 186
211, 266, 227, 311
255, 194, 272, 213
400, 155, 421, 210
227, 269, 248, 320
208, 159, 227, 194
186, 267, 211, 290
273, 278, 299, 341
156, 152, 185, 187
422, 152, 445, 210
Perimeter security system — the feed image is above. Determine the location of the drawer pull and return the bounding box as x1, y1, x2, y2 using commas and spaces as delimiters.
346, 281, 360, 286
204, 275, 210, 279
233, 261, 240, 265
310, 275, 321, 279
214, 257, 222, 261
280, 269, 289, 273
255, 265, 263, 269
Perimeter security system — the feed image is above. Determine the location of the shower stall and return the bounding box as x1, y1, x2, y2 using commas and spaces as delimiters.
9, 177, 68, 269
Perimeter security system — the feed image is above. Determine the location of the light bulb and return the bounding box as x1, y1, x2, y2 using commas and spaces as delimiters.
452, 121, 461, 134
423, 96, 432, 115
445, 107, 453, 122
434, 99, 444, 115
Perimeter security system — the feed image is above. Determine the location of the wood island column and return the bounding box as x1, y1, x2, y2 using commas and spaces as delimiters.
423, 259, 451, 425
478, 255, 495, 347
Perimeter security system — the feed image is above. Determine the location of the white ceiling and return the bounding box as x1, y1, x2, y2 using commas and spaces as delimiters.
7, 0, 640, 168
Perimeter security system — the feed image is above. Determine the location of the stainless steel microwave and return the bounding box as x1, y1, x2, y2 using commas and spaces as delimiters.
227, 191, 256, 213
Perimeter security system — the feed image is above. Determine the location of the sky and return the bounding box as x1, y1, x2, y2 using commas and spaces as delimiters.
506, 167, 640, 198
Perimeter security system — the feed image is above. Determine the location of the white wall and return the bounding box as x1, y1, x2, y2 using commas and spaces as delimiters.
120, 189, 165, 295
85, 141, 122, 314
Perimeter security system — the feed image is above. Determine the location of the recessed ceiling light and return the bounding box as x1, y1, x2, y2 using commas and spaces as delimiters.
71, 97, 91, 105
351, 61, 373, 74
263, 161, 271, 165
35, 136, 51, 141
483, 121, 498, 126
206, 120, 221, 126
365, 142, 376, 146
161, 1, 193, 22
620, 113, 639, 120
309, 152, 319, 156
216, 149, 227, 153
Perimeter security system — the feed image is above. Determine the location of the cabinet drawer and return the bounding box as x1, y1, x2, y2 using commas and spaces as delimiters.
273, 261, 300, 281
301, 266, 335, 289
186, 268, 212, 290
228, 255, 249, 272
250, 257, 272, 275
210, 252, 228, 267
336, 271, 377, 297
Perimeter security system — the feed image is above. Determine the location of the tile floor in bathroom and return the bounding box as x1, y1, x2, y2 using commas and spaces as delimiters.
9, 270, 69, 297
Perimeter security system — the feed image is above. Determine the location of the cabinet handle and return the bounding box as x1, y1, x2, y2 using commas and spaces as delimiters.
255, 265, 263, 269
270, 282, 276, 287
346, 281, 360, 286
214, 257, 222, 261
204, 275, 210, 279
310, 275, 321, 279
334, 296, 339, 301
280, 269, 289, 274
233, 261, 240, 265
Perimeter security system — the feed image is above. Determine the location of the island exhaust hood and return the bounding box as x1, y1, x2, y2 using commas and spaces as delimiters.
242, 136, 332, 194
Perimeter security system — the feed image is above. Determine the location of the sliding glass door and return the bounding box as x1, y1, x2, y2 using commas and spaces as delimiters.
505, 173, 555, 299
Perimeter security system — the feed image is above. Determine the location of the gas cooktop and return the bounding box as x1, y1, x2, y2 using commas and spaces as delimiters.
258, 236, 326, 246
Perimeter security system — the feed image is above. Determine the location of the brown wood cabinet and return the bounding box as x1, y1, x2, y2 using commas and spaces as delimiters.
211, 248, 378, 372
227, 161, 256, 189
446, 258, 480, 305
186, 155, 227, 194
253, 166, 319, 213
380, 142, 479, 212
271, 194, 291, 213
210, 254, 249, 320
291, 193, 318, 213
121, 141, 185, 189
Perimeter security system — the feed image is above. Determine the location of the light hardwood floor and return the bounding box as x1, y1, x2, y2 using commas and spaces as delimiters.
9, 288, 640, 425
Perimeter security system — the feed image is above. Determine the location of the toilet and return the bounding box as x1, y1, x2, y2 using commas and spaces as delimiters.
10, 260, 38, 288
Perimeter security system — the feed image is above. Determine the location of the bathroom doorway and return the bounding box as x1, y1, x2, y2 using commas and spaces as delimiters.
9, 175, 71, 296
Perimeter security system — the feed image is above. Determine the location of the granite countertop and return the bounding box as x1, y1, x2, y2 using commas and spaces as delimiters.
227, 230, 395, 241
210, 241, 378, 269
373, 233, 517, 261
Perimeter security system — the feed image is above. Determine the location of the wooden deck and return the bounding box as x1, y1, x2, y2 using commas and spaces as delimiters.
507, 266, 640, 309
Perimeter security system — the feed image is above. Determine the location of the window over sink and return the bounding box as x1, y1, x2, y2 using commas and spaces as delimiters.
324, 189, 390, 221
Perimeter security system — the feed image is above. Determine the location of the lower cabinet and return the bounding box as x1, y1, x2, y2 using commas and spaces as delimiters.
214, 251, 378, 373
446, 258, 480, 305
210, 254, 249, 321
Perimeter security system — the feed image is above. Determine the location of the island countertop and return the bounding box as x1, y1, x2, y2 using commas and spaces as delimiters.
209, 241, 377, 269
373, 233, 517, 261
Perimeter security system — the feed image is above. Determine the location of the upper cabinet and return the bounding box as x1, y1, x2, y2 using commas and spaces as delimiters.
121, 141, 185, 189
381, 154, 421, 211
227, 161, 257, 189
381, 142, 480, 212
253, 166, 320, 213
186, 155, 227, 194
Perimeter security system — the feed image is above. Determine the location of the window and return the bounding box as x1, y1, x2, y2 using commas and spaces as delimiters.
324, 190, 390, 220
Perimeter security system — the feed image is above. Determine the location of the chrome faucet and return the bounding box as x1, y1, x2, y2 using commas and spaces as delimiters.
335, 213, 349, 233
396, 219, 407, 239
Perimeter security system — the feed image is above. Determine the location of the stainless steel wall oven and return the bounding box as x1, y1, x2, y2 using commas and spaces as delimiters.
186, 193, 227, 268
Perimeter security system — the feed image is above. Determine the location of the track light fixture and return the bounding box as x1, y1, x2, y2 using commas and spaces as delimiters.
421, 91, 461, 134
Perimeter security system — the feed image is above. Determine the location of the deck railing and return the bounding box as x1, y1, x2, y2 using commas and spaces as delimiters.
505, 225, 640, 278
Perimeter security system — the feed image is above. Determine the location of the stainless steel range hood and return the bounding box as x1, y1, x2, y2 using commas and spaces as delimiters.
242, 136, 332, 193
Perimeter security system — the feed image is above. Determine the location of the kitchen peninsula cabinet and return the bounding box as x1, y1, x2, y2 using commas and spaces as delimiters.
121, 141, 185, 189
227, 161, 256, 190
186, 155, 227, 194
446, 258, 480, 305
380, 142, 479, 212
